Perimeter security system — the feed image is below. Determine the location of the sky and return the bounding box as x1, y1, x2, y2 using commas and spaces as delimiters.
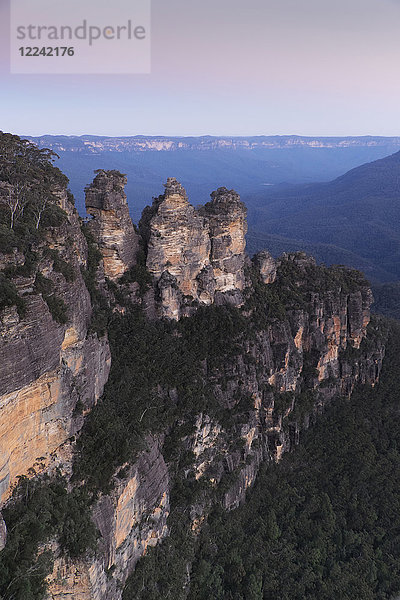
1, 0, 400, 136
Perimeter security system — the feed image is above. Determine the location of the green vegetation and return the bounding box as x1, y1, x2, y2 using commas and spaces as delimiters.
44, 248, 75, 282
122, 322, 400, 600
73, 303, 247, 494
34, 272, 68, 324
372, 282, 400, 320
0, 132, 74, 317
0, 273, 26, 317
0, 132, 68, 238
119, 249, 152, 295
245, 256, 367, 329
247, 149, 400, 283
43, 294, 68, 325
80, 223, 109, 335
0, 474, 97, 600
74, 257, 371, 499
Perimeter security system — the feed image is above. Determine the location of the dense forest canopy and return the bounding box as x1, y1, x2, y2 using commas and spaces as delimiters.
124, 321, 400, 600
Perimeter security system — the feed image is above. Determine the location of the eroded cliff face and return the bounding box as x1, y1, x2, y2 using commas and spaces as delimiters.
0, 187, 111, 502
141, 178, 211, 319
47, 438, 169, 600
85, 170, 139, 281
173, 252, 384, 514
0, 163, 388, 600
201, 187, 247, 296
140, 178, 247, 319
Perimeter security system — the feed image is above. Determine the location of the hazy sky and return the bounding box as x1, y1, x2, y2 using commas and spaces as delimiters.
1, 0, 400, 136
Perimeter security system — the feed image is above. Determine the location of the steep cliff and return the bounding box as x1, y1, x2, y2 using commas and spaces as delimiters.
140, 178, 247, 318
0, 139, 389, 600
0, 134, 112, 514
47, 437, 169, 600
0, 192, 110, 503
85, 170, 139, 281
69, 245, 384, 600
121, 252, 386, 598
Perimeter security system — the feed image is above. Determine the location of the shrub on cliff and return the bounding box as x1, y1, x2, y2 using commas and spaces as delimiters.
0, 273, 26, 317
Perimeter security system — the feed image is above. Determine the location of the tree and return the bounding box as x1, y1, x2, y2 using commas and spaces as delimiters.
245, 574, 263, 600
0, 131, 68, 230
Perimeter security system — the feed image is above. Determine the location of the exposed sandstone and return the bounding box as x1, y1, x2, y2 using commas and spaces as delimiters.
253, 250, 277, 284
179, 259, 383, 513
201, 187, 247, 295
142, 179, 247, 318
0, 164, 387, 600
46, 438, 169, 600
85, 170, 139, 281
143, 178, 211, 315
0, 187, 111, 501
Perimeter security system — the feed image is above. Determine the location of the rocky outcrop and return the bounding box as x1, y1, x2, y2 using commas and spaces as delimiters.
142, 178, 211, 318
177, 253, 384, 515
85, 170, 139, 281
0, 513, 6, 551
0, 155, 388, 600
0, 187, 111, 502
253, 250, 277, 284
46, 438, 169, 600
201, 187, 247, 297
141, 178, 247, 318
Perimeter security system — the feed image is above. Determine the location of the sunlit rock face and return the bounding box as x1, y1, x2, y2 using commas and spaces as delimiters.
0, 188, 111, 502
0, 162, 386, 600
201, 186, 247, 296
142, 178, 211, 318
85, 170, 139, 281
46, 438, 169, 600
253, 250, 277, 284
141, 179, 247, 319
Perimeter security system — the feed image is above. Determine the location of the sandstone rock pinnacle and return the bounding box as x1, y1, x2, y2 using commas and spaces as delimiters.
253, 250, 277, 284
143, 179, 248, 318
85, 170, 139, 281
202, 187, 248, 296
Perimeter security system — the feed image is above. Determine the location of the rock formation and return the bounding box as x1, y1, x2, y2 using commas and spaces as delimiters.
47, 438, 169, 600
201, 186, 247, 297
253, 250, 277, 284
0, 186, 111, 502
142, 178, 211, 318
85, 170, 139, 281
141, 178, 247, 318
0, 150, 388, 600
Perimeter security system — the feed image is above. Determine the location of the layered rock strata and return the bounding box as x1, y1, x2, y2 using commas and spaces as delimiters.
0, 166, 387, 600
47, 438, 169, 600
0, 187, 111, 502
182, 254, 383, 512
85, 170, 139, 281
140, 178, 247, 318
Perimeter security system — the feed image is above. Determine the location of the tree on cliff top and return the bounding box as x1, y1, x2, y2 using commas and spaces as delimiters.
0, 131, 68, 229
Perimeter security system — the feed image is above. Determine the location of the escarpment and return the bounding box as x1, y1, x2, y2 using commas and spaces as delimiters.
47, 437, 169, 600
0, 184, 111, 503
0, 142, 389, 600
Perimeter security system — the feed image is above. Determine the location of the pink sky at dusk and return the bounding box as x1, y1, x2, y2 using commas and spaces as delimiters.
1, 0, 400, 136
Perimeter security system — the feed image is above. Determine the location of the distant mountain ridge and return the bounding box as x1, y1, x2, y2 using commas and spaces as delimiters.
246, 150, 400, 283
27, 134, 400, 153
24, 135, 400, 223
